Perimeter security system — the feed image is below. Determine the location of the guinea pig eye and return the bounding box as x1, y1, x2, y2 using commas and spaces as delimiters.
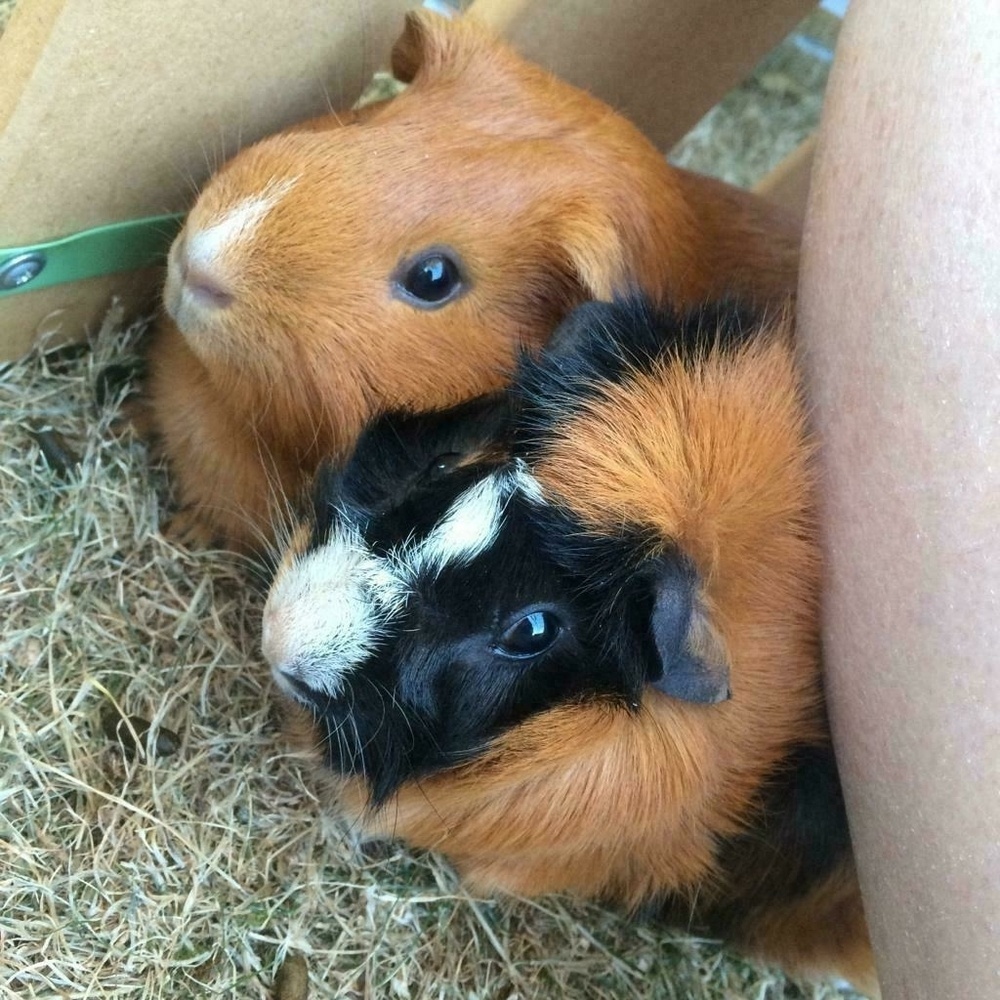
424, 451, 463, 481
395, 250, 465, 308
494, 610, 563, 659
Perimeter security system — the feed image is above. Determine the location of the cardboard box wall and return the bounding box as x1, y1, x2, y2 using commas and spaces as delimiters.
0, 0, 815, 361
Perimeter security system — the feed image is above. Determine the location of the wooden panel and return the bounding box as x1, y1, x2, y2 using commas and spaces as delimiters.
469, 0, 818, 149
0, 0, 414, 359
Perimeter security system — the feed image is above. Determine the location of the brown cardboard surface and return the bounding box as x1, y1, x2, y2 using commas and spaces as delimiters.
2, 0, 818, 359
755, 132, 816, 221
1, 268, 163, 359
469, 0, 817, 150
0, 0, 414, 359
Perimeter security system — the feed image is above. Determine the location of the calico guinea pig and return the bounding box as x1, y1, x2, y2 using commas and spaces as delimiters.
144, 8, 800, 551
261, 297, 878, 995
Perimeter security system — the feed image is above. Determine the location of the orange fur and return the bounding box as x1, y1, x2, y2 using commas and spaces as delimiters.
744, 865, 878, 997
144, 10, 800, 550
282, 312, 876, 991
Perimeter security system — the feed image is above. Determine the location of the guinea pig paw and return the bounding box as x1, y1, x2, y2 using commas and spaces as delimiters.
160, 506, 227, 552
106, 392, 155, 440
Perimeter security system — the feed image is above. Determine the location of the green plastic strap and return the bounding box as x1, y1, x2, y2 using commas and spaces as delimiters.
0, 213, 185, 298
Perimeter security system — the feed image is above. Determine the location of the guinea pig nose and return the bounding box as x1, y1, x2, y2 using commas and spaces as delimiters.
260, 604, 286, 666
180, 259, 234, 310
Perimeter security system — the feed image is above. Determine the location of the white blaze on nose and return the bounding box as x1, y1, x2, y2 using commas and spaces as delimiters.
262, 524, 406, 698
187, 177, 298, 271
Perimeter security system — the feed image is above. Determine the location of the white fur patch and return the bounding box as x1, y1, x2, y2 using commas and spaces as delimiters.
188, 177, 297, 270
510, 459, 546, 505
406, 471, 511, 578
263, 524, 406, 698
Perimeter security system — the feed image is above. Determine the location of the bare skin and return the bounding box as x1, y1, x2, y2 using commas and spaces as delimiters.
797, 1, 1000, 997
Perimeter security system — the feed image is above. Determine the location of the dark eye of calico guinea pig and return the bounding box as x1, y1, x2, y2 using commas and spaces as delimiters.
263, 319, 730, 807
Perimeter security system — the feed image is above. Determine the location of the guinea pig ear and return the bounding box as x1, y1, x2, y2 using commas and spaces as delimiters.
554, 209, 628, 302
391, 8, 479, 84
644, 553, 732, 705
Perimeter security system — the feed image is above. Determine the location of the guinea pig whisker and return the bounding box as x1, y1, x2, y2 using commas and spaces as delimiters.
331, 714, 351, 767
198, 490, 285, 582
319, 81, 335, 118
240, 507, 282, 564
353, 674, 389, 757
312, 690, 345, 753
407, 775, 448, 835
196, 139, 212, 182
365, 675, 418, 756
262, 475, 301, 566
233, 418, 307, 567
684, 880, 704, 935
169, 158, 203, 203
215, 125, 230, 173
346, 713, 365, 779
377, 671, 443, 759
294, 396, 327, 464
331, 679, 363, 778
348, 680, 394, 789
322, 711, 357, 781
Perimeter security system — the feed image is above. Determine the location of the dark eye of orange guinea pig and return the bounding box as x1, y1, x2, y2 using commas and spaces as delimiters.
394, 248, 467, 308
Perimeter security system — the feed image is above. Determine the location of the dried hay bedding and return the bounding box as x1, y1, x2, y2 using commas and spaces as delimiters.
0, 321, 859, 999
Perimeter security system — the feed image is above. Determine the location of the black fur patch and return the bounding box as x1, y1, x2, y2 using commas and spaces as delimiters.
513, 296, 761, 452
656, 739, 853, 939
309, 393, 513, 551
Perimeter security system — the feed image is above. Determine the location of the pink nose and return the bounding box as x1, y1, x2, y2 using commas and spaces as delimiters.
179, 257, 234, 309
260, 603, 284, 666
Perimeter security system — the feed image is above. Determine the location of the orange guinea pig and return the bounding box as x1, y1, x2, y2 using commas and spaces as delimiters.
144, 9, 800, 551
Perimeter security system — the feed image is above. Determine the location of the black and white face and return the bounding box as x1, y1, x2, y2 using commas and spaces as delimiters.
261, 399, 660, 805
262, 299, 745, 806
